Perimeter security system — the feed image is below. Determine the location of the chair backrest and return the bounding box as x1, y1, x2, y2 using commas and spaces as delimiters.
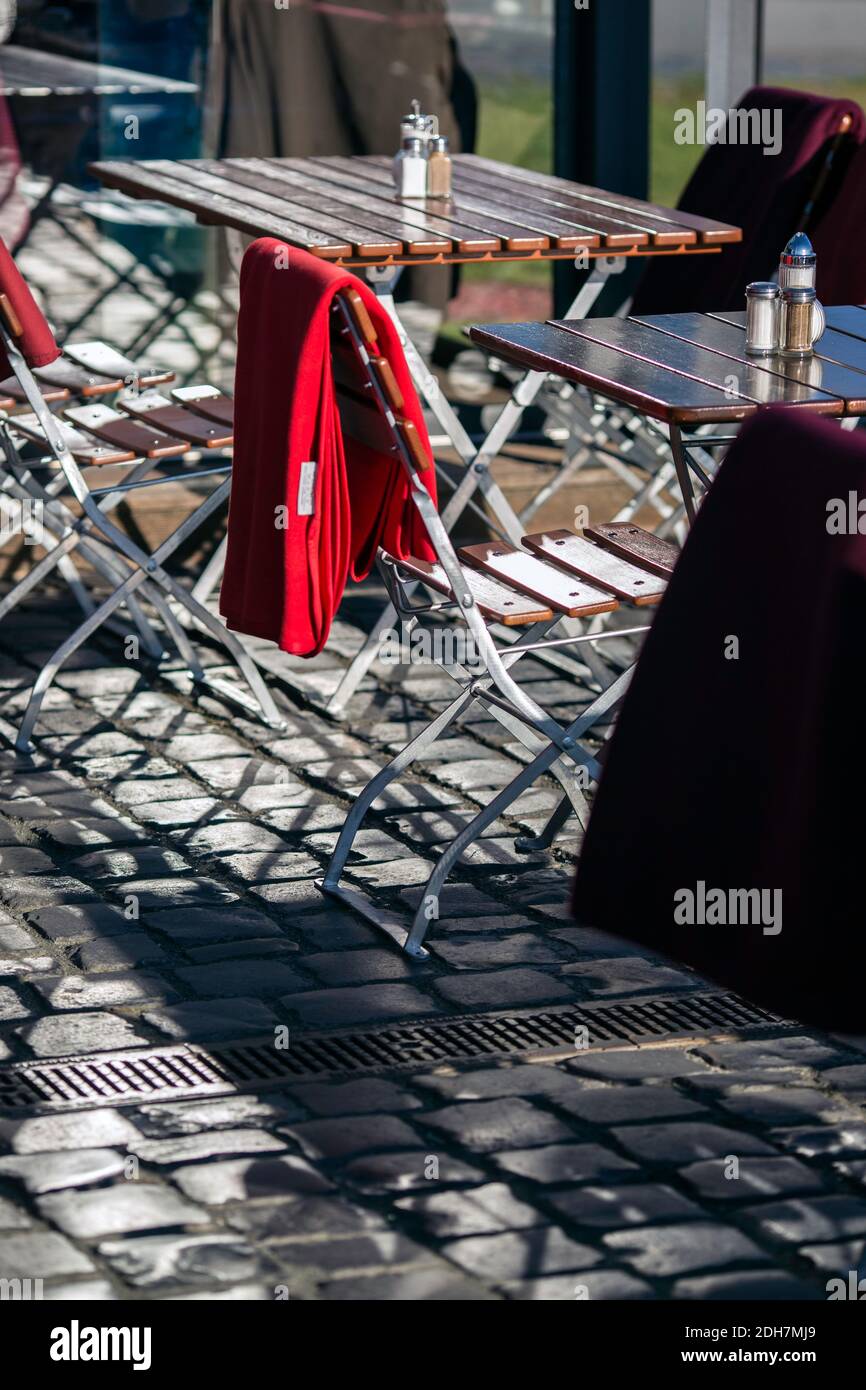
331, 287, 432, 477
0, 234, 60, 378
812, 137, 866, 304
572, 406, 866, 1030
631, 86, 865, 316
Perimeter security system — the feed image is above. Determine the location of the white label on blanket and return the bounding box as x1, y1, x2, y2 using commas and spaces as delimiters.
297, 460, 318, 516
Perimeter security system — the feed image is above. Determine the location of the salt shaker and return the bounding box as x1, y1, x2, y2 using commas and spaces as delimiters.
426, 135, 452, 198
745, 282, 780, 355
393, 135, 427, 199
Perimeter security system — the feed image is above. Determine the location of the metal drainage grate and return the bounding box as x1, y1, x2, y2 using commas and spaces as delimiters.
0, 991, 788, 1112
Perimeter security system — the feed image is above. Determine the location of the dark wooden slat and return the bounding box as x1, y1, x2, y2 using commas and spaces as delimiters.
11, 412, 136, 466
365, 155, 600, 250
550, 317, 843, 414
451, 164, 685, 246
153, 160, 410, 259
468, 321, 757, 425
709, 308, 866, 380
191, 158, 416, 257
584, 523, 679, 579
172, 390, 234, 429
117, 396, 233, 448
60, 341, 174, 389
458, 541, 618, 617
88, 160, 351, 257
391, 554, 554, 625
335, 387, 396, 455
315, 156, 553, 252
522, 530, 666, 605
257, 158, 500, 254
631, 311, 866, 414
33, 359, 123, 397
460, 154, 742, 244
0, 376, 69, 405
449, 167, 648, 248
396, 418, 431, 473
822, 306, 866, 342
63, 405, 189, 459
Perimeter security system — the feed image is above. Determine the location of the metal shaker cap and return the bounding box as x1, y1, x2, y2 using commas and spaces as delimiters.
781, 285, 817, 302
430, 136, 450, 154
746, 281, 780, 297
400, 135, 426, 154
781, 233, 816, 266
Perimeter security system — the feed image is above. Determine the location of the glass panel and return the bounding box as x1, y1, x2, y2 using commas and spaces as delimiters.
443, 0, 554, 340
763, 0, 866, 108
651, 0, 708, 207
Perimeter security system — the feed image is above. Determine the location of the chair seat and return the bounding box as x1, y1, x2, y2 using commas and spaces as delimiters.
386, 524, 676, 624
1, 340, 234, 463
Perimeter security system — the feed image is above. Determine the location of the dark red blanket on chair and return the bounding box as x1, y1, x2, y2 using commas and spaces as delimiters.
573, 408, 866, 1031
220, 240, 437, 656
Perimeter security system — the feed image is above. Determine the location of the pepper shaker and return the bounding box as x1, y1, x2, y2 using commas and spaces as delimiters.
779, 286, 819, 358
426, 135, 452, 198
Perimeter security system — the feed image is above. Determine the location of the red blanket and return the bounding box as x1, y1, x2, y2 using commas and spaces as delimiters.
0, 234, 59, 377
220, 240, 437, 655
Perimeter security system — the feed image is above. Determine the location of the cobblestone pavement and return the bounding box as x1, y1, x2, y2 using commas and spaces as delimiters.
0, 583, 865, 1304
1, 212, 864, 1303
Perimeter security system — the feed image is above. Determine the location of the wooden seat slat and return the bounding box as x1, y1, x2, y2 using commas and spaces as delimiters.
584, 522, 679, 578
459, 541, 618, 616
390, 553, 554, 625
522, 529, 667, 605
117, 393, 233, 448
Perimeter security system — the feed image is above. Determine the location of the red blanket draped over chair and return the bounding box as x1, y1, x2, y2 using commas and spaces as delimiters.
220, 240, 437, 656
0, 233, 60, 376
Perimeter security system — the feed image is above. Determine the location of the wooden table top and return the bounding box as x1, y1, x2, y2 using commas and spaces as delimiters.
88, 153, 741, 269
0, 45, 197, 98
470, 306, 866, 426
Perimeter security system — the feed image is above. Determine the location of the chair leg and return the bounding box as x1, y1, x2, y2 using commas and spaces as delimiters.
320, 686, 475, 889
402, 663, 634, 955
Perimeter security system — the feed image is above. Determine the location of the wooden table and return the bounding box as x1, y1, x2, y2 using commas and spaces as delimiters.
88, 152, 742, 710
88, 153, 740, 269
470, 305, 866, 523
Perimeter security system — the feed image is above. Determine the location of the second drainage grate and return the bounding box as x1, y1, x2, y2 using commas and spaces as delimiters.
0, 990, 788, 1113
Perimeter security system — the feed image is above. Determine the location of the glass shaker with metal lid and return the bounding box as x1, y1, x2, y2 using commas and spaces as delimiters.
779, 232, 817, 289
745, 281, 780, 355
779, 232, 826, 341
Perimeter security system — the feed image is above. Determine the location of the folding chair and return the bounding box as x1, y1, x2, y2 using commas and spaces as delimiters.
316, 284, 680, 955
0, 237, 285, 751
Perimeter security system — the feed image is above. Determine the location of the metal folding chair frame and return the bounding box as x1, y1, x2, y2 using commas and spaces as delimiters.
0, 314, 286, 750
317, 288, 647, 955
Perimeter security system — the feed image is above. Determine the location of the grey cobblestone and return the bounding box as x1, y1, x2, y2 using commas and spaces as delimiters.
1, 572, 865, 1302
